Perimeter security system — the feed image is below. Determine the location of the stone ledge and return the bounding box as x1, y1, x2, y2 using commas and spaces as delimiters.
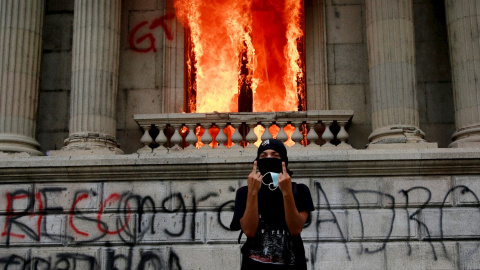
0, 148, 479, 182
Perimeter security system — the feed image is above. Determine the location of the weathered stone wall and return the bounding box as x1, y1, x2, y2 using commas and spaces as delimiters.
1, 150, 480, 269
37, 0, 455, 154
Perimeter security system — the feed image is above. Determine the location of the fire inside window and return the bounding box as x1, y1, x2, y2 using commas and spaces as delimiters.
175, 0, 306, 113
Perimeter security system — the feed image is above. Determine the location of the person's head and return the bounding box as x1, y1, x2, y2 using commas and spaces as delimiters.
255, 139, 292, 175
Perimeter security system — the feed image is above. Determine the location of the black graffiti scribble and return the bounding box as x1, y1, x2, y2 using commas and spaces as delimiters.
39, 187, 67, 212
2, 189, 37, 245
54, 253, 98, 270
0, 254, 28, 269
217, 200, 235, 230
348, 189, 395, 254
120, 192, 156, 235
2, 182, 480, 269
439, 185, 480, 258
161, 193, 187, 238
137, 250, 162, 270
192, 190, 219, 240
32, 256, 52, 269
70, 190, 109, 244
105, 247, 133, 270
0, 249, 183, 270
399, 186, 437, 260
168, 249, 183, 270
311, 182, 351, 267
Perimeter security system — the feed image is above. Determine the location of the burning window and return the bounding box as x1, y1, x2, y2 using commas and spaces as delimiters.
175, 0, 306, 113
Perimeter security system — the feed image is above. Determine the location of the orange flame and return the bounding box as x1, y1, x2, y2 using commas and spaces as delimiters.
195, 126, 205, 148
175, 0, 253, 113
285, 0, 305, 110
175, 0, 305, 113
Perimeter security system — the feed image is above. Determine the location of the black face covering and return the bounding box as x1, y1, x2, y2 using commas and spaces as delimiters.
255, 139, 293, 176
257, 158, 283, 175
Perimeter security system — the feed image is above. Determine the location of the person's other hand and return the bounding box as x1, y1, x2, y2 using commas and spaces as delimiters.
278, 162, 293, 196
247, 161, 262, 195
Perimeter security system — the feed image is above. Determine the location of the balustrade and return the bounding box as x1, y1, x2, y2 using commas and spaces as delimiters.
134, 111, 354, 154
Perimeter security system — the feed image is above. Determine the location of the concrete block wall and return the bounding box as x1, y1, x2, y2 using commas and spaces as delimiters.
36, 0, 456, 154
1, 164, 480, 269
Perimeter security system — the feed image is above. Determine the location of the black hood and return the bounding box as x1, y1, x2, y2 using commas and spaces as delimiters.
255, 139, 292, 175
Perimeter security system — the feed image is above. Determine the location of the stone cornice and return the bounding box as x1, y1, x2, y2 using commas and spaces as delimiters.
0, 148, 479, 182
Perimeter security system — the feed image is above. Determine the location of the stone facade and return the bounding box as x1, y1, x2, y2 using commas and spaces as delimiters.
28, 0, 468, 154
1, 0, 480, 269
1, 150, 480, 269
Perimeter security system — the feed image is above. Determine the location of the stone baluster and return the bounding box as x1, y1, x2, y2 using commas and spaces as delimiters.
276, 122, 289, 143
445, 0, 480, 148
321, 121, 335, 148
261, 122, 274, 141
53, 0, 123, 155
170, 124, 183, 149
184, 124, 198, 149
337, 121, 352, 149
137, 125, 153, 154
0, 0, 45, 156
230, 122, 243, 149
365, 0, 433, 148
216, 123, 228, 149
306, 121, 319, 148
245, 123, 258, 149
133, 112, 355, 152
201, 124, 213, 148
290, 121, 304, 148
153, 124, 168, 153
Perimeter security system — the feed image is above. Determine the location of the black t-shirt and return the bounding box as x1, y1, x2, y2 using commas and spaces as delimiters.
230, 183, 314, 270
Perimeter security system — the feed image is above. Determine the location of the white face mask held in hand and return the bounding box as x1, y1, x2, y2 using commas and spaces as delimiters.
262, 172, 280, 191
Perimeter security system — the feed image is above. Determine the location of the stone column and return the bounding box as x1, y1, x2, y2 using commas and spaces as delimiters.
445, 0, 480, 148
163, 0, 185, 113
56, 0, 123, 155
366, 0, 435, 148
0, 0, 44, 156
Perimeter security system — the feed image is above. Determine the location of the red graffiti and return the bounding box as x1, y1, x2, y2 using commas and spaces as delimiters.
97, 193, 132, 235
70, 193, 90, 237
129, 13, 175, 53
0, 187, 232, 245
1, 192, 43, 240
35, 192, 44, 239
1, 193, 28, 239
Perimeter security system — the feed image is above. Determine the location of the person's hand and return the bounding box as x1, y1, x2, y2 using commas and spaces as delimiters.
278, 162, 293, 196
247, 161, 262, 195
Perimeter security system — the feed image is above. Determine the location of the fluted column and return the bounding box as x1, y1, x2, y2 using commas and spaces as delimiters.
366, 0, 432, 148
61, 0, 122, 154
0, 0, 44, 156
445, 0, 480, 148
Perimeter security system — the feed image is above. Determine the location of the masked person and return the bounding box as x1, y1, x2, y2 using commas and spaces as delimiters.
230, 139, 314, 270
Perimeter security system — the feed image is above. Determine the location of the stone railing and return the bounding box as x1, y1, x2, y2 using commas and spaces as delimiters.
133, 110, 354, 154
